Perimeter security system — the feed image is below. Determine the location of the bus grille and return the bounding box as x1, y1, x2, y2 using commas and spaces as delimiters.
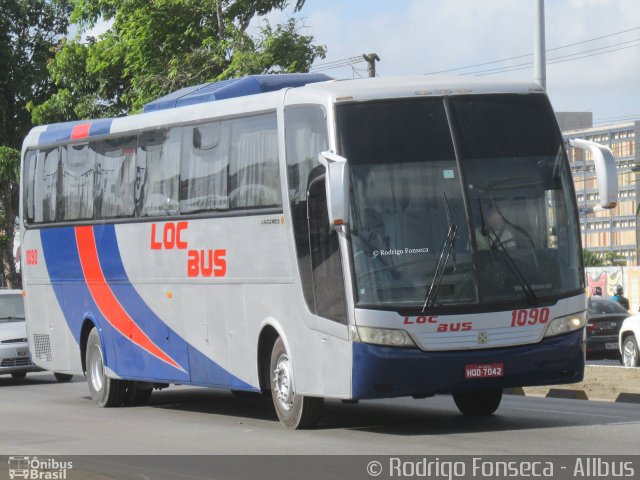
1, 357, 33, 367
33, 334, 52, 362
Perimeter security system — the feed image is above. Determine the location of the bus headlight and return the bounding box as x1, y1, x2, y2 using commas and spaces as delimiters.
354, 326, 416, 348
543, 311, 586, 338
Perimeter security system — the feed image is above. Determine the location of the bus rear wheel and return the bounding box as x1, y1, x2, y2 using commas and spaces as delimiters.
453, 388, 503, 416
124, 382, 153, 406
269, 337, 323, 429
86, 327, 126, 407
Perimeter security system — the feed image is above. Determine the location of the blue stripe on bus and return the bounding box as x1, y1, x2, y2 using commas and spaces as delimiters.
88, 118, 113, 137
37, 119, 114, 146
40, 227, 121, 371
40, 225, 254, 389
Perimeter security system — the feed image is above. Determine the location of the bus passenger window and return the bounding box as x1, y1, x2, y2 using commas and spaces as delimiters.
93, 136, 137, 219
136, 128, 181, 216
228, 113, 281, 209
34, 147, 61, 223
23, 151, 37, 223
180, 122, 229, 213
61, 143, 95, 220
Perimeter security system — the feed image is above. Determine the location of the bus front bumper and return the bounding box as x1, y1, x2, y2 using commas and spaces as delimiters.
351, 329, 585, 399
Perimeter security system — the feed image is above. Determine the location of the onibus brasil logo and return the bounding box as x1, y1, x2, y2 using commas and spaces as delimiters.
8, 456, 72, 479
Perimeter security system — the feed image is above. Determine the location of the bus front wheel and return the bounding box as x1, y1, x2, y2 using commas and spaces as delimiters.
269, 337, 323, 429
452, 388, 503, 416
86, 328, 126, 407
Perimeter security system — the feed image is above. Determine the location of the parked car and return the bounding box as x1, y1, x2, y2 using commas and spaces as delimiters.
0, 289, 73, 382
585, 297, 629, 359
0, 289, 40, 380
619, 313, 640, 367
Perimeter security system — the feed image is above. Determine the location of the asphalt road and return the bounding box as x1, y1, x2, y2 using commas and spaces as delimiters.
2, 371, 639, 458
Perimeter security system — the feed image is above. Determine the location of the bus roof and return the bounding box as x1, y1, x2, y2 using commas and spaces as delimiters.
142, 73, 332, 113
284, 75, 545, 103
23, 75, 546, 151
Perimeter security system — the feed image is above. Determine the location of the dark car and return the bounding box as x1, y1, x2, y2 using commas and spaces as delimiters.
586, 297, 629, 359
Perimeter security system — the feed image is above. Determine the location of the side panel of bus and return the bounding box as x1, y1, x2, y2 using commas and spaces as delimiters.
22, 214, 352, 396
22, 190, 353, 396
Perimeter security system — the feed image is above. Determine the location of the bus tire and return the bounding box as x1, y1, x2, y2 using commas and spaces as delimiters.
11, 371, 27, 380
269, 337, 323, 429
123, 382, 153, 406
453, 388, 503, 416
86, 328, 126, 407
54, 373, 73, 382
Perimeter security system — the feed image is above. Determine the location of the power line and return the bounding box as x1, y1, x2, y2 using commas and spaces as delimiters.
594, 113, 640, 123
560, 114, 640, 132
310, 56, 365, 73
465, 38, 640, 75
469, 40, 640, 76
424, 25, 640, 75
311, 56, 362, 68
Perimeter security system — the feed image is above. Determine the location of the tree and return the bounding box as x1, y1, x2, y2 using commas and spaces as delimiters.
583, 249, 604, 267
30, 0, 326, 123
602, 250, 627, 267
0, 0, 72, 288
0, 147, 20, 288
583, 249, 626, 267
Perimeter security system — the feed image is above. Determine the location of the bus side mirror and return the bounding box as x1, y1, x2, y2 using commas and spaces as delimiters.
566, 138, 618, 214
318, 151, 349, 229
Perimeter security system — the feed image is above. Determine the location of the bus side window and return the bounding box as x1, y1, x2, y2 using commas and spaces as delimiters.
24, 151, 37, 223
93, 136, 137, 219
307, 176, 348, 324
136, 128, 181, 217
228, 113, 281, 209
180, 122, 229, 213
61, 143, 95, 220
34, 147, 61, 223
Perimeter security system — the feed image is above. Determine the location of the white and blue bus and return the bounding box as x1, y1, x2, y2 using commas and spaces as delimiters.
20, 74, 616, 428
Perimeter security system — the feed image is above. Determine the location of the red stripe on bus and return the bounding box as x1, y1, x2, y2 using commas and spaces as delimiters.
75, 226, 182, 371
71, 123, 91, 139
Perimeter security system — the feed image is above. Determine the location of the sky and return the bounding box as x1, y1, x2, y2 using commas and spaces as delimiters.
260, 0, 640, 126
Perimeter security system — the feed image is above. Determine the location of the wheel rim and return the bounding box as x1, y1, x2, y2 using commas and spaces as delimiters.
88, 343, 105, 392
623, 341, 638, 367
273, 353, 294, 411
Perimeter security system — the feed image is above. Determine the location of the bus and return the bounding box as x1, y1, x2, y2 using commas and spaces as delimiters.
20, 74, 616, 429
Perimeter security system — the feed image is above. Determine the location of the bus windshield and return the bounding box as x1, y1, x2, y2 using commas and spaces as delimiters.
337, 95, 582, 311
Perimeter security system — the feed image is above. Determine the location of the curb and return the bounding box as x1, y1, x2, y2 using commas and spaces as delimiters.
503, 388, 640, 403
502, 365, 640, 402
545, 388, 589, 400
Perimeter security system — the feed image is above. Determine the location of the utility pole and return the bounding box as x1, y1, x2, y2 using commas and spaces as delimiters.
533, 0, 546, 89
362, 53, 380, 77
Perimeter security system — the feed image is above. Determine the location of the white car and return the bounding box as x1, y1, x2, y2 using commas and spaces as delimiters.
0, 289, 40, 379
0, 289, 73, 382
619, 313, 640, 367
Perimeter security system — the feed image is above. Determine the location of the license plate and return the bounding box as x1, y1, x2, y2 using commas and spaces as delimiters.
465, 363, 504, 379
605, 342, 618, 350
16, 348, 29, 357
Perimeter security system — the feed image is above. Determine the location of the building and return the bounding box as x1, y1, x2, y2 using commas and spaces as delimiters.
561, 114, 640, 265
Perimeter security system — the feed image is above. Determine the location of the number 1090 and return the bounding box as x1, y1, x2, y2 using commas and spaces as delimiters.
511, 307, 550, 327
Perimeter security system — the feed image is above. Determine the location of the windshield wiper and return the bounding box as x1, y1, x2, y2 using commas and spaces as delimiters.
0, 316, 25, 320
422, 191, 457, 314
478, 197, 537, 306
